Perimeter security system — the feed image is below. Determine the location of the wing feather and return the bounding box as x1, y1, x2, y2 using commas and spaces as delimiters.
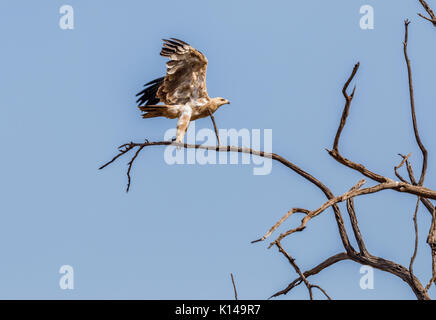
157, 38, 209, 105
136, 76, 164, 106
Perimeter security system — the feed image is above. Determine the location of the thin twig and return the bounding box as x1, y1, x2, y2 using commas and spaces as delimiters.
230, 273, 238, 300
333, 62, 359, 152
409, 197, 420, 275
395, 153, 412, 183
126, 144, 146, 193
276, 242, 313, 299
99, 142, 136, 170
403, 20, 428, 186
275, 242, 330, 300
425, 207, 436, 290
207, 108, 221, 146
311, 285, 331, 300
251, 208, 310, 243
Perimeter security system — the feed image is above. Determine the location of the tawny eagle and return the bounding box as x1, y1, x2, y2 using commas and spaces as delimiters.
136, 38, 230, 143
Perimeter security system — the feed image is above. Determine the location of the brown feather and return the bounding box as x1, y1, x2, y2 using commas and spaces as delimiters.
157, 39, 209, 105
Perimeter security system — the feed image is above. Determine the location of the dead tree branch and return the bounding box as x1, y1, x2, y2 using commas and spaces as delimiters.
270, 252, 349, 298
426, 207, 436, 290
396, 154, 436, 292
100, 142, 436, 200
326, 24, 434, 215
418, 0, 436, 26
251, 208, 310, 244
394, 152, 412, 183
275, 242, 331, 300
230, 273, 238, 300
272, 247, 430, 300
346, 185, 369, 256
207, 108, 221, 146
403, 20, 428, 187
262, 179, 433, 248
409, 198, 420, 276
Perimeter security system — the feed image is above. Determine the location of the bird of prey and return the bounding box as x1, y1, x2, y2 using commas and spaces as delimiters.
136, 38, 230, 143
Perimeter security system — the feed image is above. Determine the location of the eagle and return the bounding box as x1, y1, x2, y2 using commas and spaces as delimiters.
136, 38, 230, 143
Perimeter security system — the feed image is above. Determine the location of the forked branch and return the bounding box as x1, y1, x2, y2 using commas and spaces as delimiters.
418, 0, 436, 26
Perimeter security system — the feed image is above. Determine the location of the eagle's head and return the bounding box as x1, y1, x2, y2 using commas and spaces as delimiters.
212, 97, 230, 108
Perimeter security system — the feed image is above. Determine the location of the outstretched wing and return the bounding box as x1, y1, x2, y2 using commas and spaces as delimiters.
157, 38, 209, 105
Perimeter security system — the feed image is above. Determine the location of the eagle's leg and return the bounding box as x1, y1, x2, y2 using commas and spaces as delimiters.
175, 107, 192, 147
207, 108, 221, 147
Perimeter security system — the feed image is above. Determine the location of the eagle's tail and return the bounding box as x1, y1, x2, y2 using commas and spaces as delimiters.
139, 105, 172, 119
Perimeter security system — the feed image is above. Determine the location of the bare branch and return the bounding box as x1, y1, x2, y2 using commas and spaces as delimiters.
418, 0, 436, 26
310, 285, 331, 300
353, 253, 430, 300
207, 108, 221, 146
99, 141, 137, 170
425, 207, 436, 290
271, 247, 430, 300
126, 144, 146, 193
328, 64, 392, 184
230, 273, 238, 300
270, 252, 349, 298
395, 153, 412, 183
266, 179, 436, 248
403, 20, 428, 186
251, 208, 310, 243
409, 198, 420, 275
333, 62, 359, 152
267, 179, 365, 247
327, 61, 436, 203
275, 242, 331, 300
346, 192, 369, 256
275, 242, 314, 300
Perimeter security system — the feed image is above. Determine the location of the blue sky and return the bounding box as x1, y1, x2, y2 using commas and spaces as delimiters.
1, 0, 436, 299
